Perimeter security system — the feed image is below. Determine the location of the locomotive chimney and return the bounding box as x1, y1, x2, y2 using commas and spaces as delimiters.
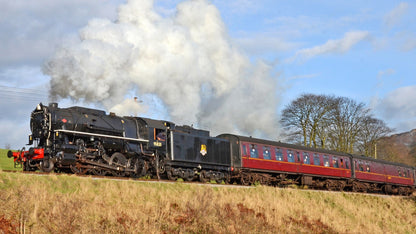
49, 103, 58, 108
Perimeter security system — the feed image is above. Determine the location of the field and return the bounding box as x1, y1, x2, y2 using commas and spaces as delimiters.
0, 171, 415, 233
0, 149, 21, 171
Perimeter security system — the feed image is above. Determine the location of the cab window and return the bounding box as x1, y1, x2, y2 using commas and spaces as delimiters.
250, 144, 258, 158
263, 146, 271, 159
287, 150, 295, 162
275, 148, 283, 161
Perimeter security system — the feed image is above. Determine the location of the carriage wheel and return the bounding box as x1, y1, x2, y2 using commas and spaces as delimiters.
199, 170, 209, 183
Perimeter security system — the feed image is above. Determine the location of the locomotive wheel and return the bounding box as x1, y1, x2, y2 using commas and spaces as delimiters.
23, 161, 36, 171
109, 153, 127, 177
109, 153, 127, 167
70, 163, 88, 175
133, 159, 147, 178
39, 159, 54, 173
158, 159, 166, 175
70, 164, 80, 174
91, 159, 106, 176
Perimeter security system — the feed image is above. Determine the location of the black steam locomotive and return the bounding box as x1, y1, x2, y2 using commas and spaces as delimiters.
10, 103, 231, 182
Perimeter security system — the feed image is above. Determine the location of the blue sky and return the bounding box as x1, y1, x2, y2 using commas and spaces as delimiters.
0, 0, 415, 149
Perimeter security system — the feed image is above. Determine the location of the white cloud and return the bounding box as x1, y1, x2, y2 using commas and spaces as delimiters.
384, 2, 409, 28
287, 31, 370, 63
0, 0, 122, 67
376, 85, 416, 132
377, 68, 396, 79
401, 33, 416, 51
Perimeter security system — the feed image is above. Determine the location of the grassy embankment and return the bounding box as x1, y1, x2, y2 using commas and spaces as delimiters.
0, 171, 415, 233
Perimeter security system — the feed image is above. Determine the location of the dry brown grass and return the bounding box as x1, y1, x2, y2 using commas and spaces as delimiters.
0, 171, 415, 233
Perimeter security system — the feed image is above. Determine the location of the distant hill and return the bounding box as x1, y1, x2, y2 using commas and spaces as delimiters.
377, 129, 416, 166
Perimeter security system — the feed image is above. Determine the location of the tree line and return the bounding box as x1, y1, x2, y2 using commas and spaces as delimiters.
280, 94, 391, 157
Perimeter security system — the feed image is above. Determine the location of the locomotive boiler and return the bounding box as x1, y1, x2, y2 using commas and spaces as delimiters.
9, 103, 231, 181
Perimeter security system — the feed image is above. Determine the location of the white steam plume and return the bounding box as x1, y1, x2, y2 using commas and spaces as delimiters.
44, 0, 281, 138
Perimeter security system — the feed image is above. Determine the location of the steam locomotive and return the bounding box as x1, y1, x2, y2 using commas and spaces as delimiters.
8, 103, 416, 195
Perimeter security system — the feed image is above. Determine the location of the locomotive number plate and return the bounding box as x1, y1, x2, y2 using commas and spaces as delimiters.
153, 141, 162, 147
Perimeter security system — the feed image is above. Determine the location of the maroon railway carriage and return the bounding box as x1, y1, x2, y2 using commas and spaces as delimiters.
218, 134, 415, 194
351, 155, 414, 194
218, 134, 353, 190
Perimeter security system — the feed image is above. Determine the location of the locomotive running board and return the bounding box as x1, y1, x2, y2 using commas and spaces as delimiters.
55, 129, 149, 142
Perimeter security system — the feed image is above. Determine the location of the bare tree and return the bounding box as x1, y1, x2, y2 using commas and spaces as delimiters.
280, 94, 335, 148
357, 116, 392, 157
281, 94, 391, 155
328, 97, 370, 153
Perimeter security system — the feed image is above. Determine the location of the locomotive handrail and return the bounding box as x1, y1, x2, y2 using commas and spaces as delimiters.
55, 129, 149, 142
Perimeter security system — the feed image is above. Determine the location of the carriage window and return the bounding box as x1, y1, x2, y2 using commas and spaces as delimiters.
313, 153, 320, 166
359, 161, 364, 171
345, 159, 350, 169
403, 170, 407, 178
365, 163, 370, 172
287, 150, 295, 162
333, 157, 339, 168
242, 144, 248, 156
397, 168, 401, 177
250, 144, 258, 158
323, 155, 330, 167
275, 148, 283, 161
296, 152, 301, 162
263, 146, 271, 160
303, 152, 310, 164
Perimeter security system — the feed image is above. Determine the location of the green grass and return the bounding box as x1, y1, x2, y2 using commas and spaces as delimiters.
0, 149, 22, 171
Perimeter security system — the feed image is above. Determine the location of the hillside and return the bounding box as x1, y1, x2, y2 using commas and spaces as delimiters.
377, 129, 416, 166
0, 172, 415, 233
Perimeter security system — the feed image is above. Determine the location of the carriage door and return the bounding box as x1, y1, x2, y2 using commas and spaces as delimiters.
296, 151, 302, 172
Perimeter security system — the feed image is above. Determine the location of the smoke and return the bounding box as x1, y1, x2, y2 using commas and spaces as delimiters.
44, 0, 281, 138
